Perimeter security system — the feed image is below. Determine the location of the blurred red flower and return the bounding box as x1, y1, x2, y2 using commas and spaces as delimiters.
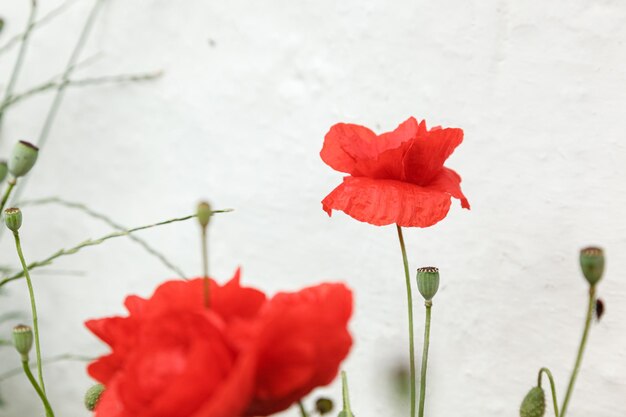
86, 270, 352, 417
321, 117, 470, 227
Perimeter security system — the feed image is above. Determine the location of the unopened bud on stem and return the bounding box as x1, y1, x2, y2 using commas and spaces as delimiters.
197, 201, 212, 228
84, 383, 105, 411
519, 386, 545, 417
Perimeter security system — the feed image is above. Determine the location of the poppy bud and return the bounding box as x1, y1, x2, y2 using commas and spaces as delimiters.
0, 160, 8, 183
4, 207, 22, 232
12, 324, 33, 361
315, 397, 333, 415
8, 140, 39, 177
519, 386, 545, 417
579, 247, 604, 287
197, 201, 212, 228
416, 267, 439, 301
84, 383, 105, 411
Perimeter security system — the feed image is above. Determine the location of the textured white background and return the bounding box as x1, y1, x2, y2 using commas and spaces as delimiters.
1, 0, 625, 416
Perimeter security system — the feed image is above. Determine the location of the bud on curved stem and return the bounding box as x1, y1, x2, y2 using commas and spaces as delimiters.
520, 386, 546, 417
537, 368, 559, 417
84, 383, 105, 411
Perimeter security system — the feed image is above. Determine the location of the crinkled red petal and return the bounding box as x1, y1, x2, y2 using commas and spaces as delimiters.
402, 127, 463, 185
322, 176, 453, 227
427, 167, 470, 209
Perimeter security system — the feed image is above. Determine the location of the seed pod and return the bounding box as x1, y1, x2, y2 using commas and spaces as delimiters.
4, 207, 22, 232
579, 247, 604, 286
8, 140, 39, 177
315, 397, 333, 415
12, 324, 33, 361
416, 267, 440, 301
520, 386, 545, 417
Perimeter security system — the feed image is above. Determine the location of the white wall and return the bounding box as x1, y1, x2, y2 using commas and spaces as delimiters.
0, 0, 625, 416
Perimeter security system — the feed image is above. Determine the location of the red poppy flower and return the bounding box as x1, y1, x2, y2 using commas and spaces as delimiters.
321, 117, 470, 227
86, 270, 353, 417
86, 271, 264, 417
242, 283, 353, 416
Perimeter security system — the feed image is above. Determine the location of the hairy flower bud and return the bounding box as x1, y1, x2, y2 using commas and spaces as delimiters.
0, 160, 8, 183
84, 383, 105, 411
416, 267, 440, 301
579, 247, 604, 287
197, 201, 212, 228
4, 207, 22, 232
520, 386, 545, 417
12, 324, 33, 361
315, 397, 334, 415
8, 140, 39, 177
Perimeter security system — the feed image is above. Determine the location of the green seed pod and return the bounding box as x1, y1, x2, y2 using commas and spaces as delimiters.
84, 383, 105, 411
12, 324, 33, 361
197, 201, 212, 228
580, 247, 604, 286
0, 160, 8, 183
4, 207, 22, 232
416, 267, 440, 301
8, 140, 39, 177
520, 386, 546, 417
315, 397, 334, 415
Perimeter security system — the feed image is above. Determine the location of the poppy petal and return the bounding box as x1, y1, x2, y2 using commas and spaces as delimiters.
322, 176, 453, 227
428, 168, 470, 209
321, 118, 420, 176
402, 127, 463, 185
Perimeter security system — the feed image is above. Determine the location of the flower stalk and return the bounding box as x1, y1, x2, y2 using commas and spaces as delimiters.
21, 359, 54, 417
396, 225, 416, 417
560, 286, 596, 417
418, 300, 432, 417
538, 367, 559, 417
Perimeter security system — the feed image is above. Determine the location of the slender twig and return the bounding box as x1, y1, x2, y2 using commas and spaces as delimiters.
21, 196, 186, 278
0, 71, 162, 113
0, 353, 91, 381
560, 286, 596, 417
396, 225, 416, 417
0, 0, 38, 132
0, 0, 78, 55
0, 210, 233, 288
21, 360, 54, 417
418, 301, 432, 417
11, 230, 46, 393
10, 0, 105, 207
297, 401, 309, 417
538, 367, 559, 417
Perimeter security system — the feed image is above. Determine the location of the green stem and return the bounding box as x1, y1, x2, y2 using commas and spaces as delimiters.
341, 371, 353, 416
396, 225, 416, 417
538, 367, 559, 417
418, 302, 432, 417
560, 286, 596, 417
21, 360, 54, 417
0, 210, 232, 288
0, 0, 38, 133
12, 231, 45, 393
0, 180, 17, 213
297, 401, 309, 417
201, 227, 210, 308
